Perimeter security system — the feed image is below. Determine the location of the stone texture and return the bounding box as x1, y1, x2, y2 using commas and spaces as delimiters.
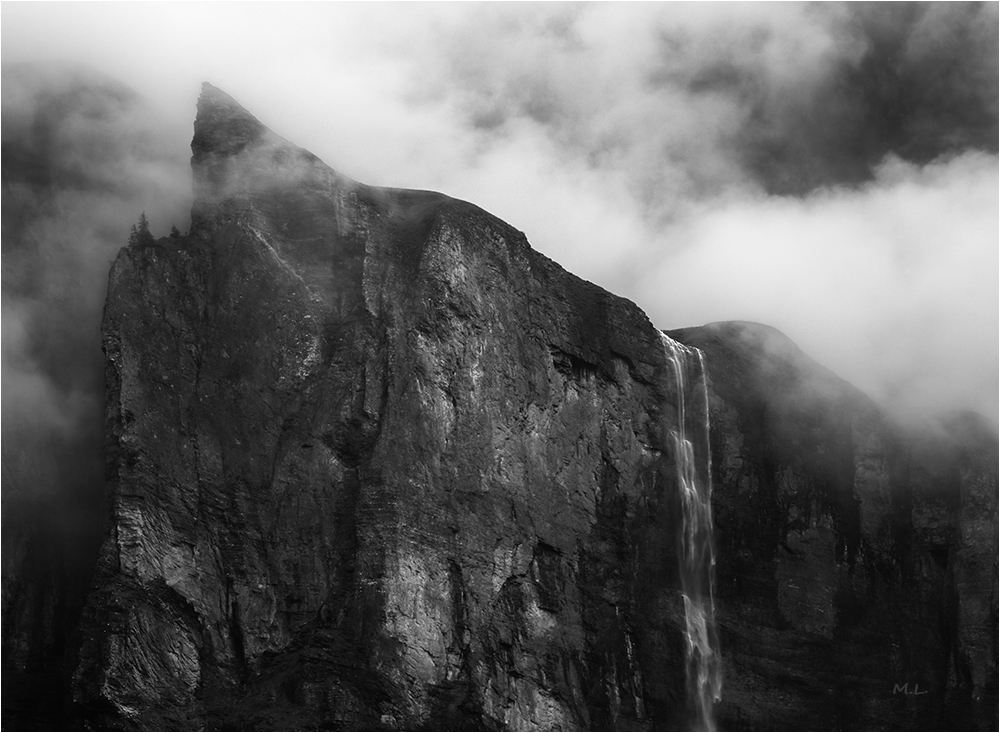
6, 78, 996, 732
668, 321, 998, 731
72, 84, 705, 730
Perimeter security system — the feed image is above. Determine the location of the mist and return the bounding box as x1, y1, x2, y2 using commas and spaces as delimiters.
1, 61, 194, 683
2, 63, 191, 508
2, 1, 996, 457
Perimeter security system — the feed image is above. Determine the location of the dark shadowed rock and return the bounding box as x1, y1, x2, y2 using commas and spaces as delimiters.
8, 76, 996, 732
668, 321, 998, 731
72, 83, 706, 730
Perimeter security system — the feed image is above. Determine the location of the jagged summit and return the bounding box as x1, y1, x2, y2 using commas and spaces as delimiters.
185, 85, 512, 282
192, 82, 271, 162
189, 83, 346, 235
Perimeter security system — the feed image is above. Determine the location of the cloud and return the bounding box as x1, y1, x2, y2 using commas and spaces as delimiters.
640, 150, 999, 426
2, 63, 192, 507
391, 3, 997, 427
405, 2, 996, 199
1, 2, 996, 444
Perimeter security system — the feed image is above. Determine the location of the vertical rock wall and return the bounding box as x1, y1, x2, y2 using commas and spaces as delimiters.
669, 322, 998, 731
73, 85, 711, 730
47, 84, 998, 732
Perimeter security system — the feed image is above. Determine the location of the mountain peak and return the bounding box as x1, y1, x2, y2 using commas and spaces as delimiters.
188, 84, 339, 234
191, 82, 270, 163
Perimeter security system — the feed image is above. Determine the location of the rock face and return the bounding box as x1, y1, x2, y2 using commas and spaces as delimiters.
73, 84, 707, 730
10, 81, 989, 732
668, 322, 998, 731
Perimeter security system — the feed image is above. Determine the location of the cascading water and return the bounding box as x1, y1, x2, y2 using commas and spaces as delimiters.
660, 333, 722, 731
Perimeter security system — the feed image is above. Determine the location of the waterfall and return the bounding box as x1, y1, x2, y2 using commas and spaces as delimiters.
660, 333, 722, 731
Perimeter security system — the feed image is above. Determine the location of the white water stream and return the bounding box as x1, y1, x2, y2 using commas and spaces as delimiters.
661, 334, 723, 731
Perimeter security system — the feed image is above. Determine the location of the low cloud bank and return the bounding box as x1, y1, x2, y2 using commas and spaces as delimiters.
1, 3, 996, 437
403, 3, 998, 428
644, 151, 999, 426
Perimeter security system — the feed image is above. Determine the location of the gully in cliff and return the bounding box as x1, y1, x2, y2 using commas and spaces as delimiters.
661, 333, 723, 731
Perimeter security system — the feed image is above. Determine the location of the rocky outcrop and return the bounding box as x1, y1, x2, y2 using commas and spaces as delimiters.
668, 322, 998, 731
73, 84, 708, 730
9, 77, 995, 731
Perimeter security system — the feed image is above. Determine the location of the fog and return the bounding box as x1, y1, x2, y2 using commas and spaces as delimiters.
2, 2, 997, 436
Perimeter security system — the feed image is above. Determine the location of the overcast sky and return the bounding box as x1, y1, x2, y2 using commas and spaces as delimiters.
3, 2, 997, 427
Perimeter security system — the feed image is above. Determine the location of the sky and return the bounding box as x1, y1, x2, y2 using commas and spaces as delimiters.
2, 1, 998, 429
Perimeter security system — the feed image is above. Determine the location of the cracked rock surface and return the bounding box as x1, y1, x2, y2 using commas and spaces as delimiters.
34, 83, 996, 732
74, 84, 701, 730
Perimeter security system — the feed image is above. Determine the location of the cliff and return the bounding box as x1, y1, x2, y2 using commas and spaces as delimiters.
5, 78, 995, 732
668, 322, 998, 731
72, 84, 706, 730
